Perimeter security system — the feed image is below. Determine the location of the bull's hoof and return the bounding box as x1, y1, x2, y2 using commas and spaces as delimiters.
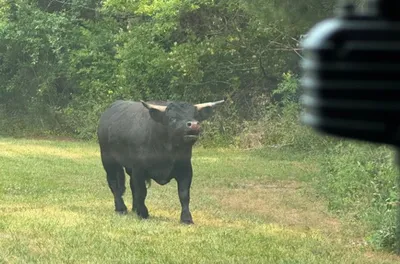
138, 214, 149, 220
136, 207, 149, 219
115, 210, 128, 215
180, 211, 193, 224
180, 219, 194, 225
115, 202, 127, 214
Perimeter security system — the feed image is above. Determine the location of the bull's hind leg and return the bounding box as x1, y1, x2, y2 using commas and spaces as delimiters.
125, 168, 149, 219
124, 167, 137, 211
101, 153, 127, 214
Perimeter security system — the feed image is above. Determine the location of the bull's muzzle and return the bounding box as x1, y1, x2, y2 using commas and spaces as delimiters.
184, 121, 201, 142
186, 121, 200, 132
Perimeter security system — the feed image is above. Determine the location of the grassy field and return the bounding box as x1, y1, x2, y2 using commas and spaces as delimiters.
0, 138, 399, 263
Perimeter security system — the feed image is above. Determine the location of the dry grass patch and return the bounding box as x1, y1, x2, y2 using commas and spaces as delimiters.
364, 251, 400, 263
148, 206, 250, 228
0, 141, 98, 159
0, 204, 87, 228
265, 160, 319, 174
213, 180, 341, 235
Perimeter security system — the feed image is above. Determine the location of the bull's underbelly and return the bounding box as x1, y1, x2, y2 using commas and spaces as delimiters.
108, 146, 177, 185
113, 154, 175, 185
146, 163, 175, 185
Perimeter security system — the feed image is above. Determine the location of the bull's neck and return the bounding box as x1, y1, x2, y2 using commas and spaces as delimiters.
149, 124, 193, 159
163, 141, 193, 160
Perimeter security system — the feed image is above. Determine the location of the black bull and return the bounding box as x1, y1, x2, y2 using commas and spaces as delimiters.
97, 99, 225, 224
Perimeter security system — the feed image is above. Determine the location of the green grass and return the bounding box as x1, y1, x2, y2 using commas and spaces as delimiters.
0, 138, 399, 263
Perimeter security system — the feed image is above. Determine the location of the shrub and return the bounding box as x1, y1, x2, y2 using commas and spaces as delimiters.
316, 141, 398, 251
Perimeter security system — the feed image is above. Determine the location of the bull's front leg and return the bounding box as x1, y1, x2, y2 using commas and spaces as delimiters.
129, 168, 149, 219
175, 161, 194, 224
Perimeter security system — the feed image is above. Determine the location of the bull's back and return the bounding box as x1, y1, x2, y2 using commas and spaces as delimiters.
97, 100, 167, 167
98, 101, 146, 152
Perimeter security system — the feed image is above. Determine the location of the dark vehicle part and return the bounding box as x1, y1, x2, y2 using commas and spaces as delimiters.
300, 0, 400, 253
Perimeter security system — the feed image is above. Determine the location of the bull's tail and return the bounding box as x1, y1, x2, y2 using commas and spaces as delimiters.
145, 178, 152, 189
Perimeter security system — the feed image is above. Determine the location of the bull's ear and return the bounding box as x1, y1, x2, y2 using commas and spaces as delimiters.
194, 99, 225, 121
141, 100, 167, 124
196, 106, 214, 121
148, 108, 166, 123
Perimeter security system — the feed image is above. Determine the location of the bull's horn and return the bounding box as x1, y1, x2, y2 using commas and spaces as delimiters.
194, 99, 225, 110
141, 100, 167, 112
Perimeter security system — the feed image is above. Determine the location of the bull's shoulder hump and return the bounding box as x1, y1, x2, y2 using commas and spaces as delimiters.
111, 100, 170, 107
108, 100, 145, 111
145, 100, 169, 106
110, 100, 138, 107
112, 100, 171, 107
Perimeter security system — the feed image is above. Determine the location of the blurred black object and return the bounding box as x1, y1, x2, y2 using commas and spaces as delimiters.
301, 0, 400, 145
300, 0, 400, 253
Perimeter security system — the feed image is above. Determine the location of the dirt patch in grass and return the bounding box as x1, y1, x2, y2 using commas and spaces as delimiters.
363, 251, 400, 263
291, 161, 319, 172
212, 180, 341, 235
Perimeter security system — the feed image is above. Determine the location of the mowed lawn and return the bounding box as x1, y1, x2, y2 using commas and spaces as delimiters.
0, 138, 399, 263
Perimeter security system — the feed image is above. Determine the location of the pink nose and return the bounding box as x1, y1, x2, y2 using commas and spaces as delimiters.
187, 121, 200, 131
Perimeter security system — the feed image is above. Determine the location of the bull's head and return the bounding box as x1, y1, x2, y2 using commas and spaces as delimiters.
141, 99, 225, 144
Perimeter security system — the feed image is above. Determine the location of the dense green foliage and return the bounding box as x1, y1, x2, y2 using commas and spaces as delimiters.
1, 0, 398, 254
0, 0, 334, 138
